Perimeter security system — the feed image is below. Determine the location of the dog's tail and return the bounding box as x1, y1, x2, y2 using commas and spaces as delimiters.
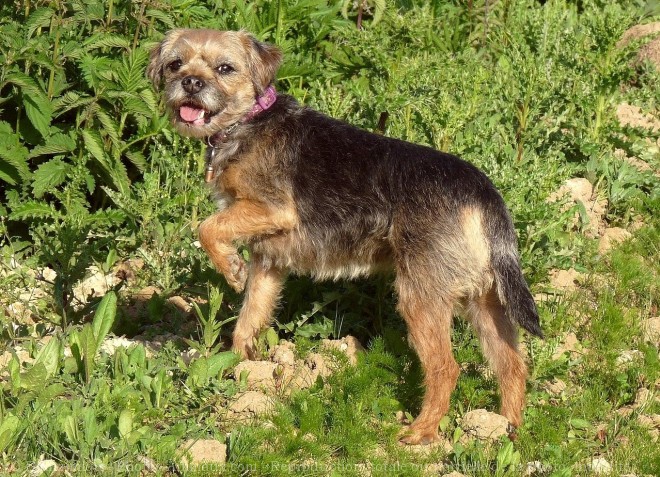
485, 205, 544, 338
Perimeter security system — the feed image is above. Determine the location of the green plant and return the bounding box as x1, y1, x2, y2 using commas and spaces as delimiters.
186, 286, 236, 357
68, 291, 117, 384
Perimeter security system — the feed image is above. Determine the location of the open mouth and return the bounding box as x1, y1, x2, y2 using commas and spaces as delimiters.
178, 103, 217, 126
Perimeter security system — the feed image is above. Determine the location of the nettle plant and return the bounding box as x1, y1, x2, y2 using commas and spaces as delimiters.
0, 0, 177, 321
0, 0, 365, 324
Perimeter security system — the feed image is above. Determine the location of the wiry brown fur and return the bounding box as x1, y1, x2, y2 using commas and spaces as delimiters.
149, 29, 542, 445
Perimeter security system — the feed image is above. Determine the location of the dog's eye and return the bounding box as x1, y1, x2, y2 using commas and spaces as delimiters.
167, 60, 183, 72
217, 64, 235, 75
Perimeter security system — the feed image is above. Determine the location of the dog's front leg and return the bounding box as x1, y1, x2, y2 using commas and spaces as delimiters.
197, 199, 296, 292
232, 256, 285, 359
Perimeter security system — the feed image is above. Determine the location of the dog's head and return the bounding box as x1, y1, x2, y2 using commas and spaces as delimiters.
147, 29, 282, 138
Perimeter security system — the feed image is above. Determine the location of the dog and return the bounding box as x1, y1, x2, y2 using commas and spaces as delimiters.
147, 29, 543, 445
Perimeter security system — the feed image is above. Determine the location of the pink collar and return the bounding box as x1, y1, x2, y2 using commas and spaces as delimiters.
244, 85, 277, 122
206, 85, 277, 149
205, 86, 277, 182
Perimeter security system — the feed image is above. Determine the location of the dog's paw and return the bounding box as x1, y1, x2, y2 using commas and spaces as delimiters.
232, 338, 257, 360
398, 427, 440, 446
226, 254, 247, 293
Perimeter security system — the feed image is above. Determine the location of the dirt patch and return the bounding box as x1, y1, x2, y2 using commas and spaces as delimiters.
547, 178, 606, 238
234, 361, 280, 392
548, 268, 583, 292
270, 341, 296, 366
228, 391, 274, 419
616, 103, 660, 132
322, 335, 365, 364
552, 332, 581, 360
598, 227, 632, 254
232, 338, 361, 396
639, 37, 660, 69
617, 22, 660, 48
618, 22, 660, 69
177, 438, 227, 470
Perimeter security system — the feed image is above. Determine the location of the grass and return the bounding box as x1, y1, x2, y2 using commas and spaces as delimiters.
1, 0, 660, 475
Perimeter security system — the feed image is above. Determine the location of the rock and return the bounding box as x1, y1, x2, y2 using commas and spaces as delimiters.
72, 266, 122, 306
617, 22, 660, 48
30, 458, 58, 477
0, 347, 32, 368
637, 414, 660, 441
460, 409, 509, 441
234, 361, 279, 391
100, 336, 138, 355
322, 336, 365, 365
548, 268, 583, 292
547, 178, 606, 238
228, 391, 274, 418
423, 463, 445, 475
616, 350, 643, 368
305, 352, 333, 378
542, 378, 567, 395
598, 227, 632, 254
177, 439, 227, 471
633, 388, 653, 408
405, 437, 453, 454
113, 258, 144, 283
270, 343, 296, 367
642, 317, 660, 345
181, 349, 202, 366
588, 457, 612, 475
442, 472, 468, 477
134, 286, 162, 301
40, 267, 57, 282
524, 461, 552, 476
167, 295, 192, 313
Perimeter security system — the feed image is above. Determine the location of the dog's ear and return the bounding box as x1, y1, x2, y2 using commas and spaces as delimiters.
147, 30, 184, 87
146, 41, 164, 87
246, 36, 282, 94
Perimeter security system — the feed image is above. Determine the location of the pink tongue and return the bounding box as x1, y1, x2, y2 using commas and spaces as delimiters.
180, 105, 204, 122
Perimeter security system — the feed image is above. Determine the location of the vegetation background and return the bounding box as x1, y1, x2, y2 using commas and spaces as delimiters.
1, 0, 659, 475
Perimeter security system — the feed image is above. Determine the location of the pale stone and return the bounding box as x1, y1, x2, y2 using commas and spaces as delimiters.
177, 439, 226, 471
460, 409, 509, 441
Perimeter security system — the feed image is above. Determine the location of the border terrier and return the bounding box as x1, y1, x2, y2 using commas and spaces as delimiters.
147, 29, 543, 445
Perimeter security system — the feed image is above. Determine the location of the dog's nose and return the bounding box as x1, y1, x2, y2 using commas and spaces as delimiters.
181, 76, 205, 94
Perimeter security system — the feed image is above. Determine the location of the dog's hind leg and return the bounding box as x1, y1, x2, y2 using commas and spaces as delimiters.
466, 287, 527, 428
232, 254, 285, 360
396, 275, 459, 445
